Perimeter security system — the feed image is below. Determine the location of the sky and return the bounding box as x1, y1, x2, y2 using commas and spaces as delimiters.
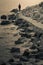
0, 0, 43, 15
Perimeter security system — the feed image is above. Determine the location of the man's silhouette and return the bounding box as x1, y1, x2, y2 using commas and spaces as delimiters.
18, 4, 21, 11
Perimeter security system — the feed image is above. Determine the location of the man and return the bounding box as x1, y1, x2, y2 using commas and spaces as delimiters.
18, 4, 21, 11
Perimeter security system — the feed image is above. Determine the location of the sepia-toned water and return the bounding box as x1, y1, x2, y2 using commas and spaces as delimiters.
0, 23, 20, 63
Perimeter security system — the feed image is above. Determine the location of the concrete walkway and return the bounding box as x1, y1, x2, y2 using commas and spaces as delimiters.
18, 13, 43, 29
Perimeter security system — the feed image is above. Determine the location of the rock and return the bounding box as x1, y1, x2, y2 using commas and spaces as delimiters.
20, 33, 31, 38
1, 62, 6, 65
1, 21, 10, 25
11, 9, 18, 13
29, 45, 38, 54
8, 14, 16, 20
10, 62, 22, 65
38, 52, 43, 60
20, 56, 29, 62
8, 58, 14, 63
15, 40, 23, 45
12, 21, 15, 23
30, 45, 37, 49
23, 49, 30, 58
35, 52, 43, 60
1, 15, 7, 19
13, 53, 22, 58
14, 33, 18, 36
39, 47, 43, 52
19, 22, 29, 28
34, 32, 42, 38
10, 47, 20, 53
15, 37, 26, 45
39, 2, 43, 7
20, 49, 30, 62
15, 19, 26, 26
20, 29, 26, 32
16, 62, 22, 65
35, 59, 40, 62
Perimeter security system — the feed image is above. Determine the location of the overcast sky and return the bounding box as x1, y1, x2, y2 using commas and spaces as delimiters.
0, 0, 43, 15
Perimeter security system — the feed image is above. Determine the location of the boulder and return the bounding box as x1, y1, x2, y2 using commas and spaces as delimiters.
30, 45, 37, 50
20, 49, 30, 62
34, 32, 42, 38
8, 58, 14, 63
11, 9, 18, 13
35, 52, 43, 60
10, 47, 20, 53
15, 40, 23, 45
15, 37, 26, 45
8, 14, 16, 20
1, 21, 10, 25
15, 19, 26, 26
38, 52, 43, 60
13, 53, 22, 58
1, 15, 7, 19
20, 33, 31, 38
10, 62, 22, 65
1, 62, 6, 65
23, 49, 30, 58
39, 2, 43, 7
20, 56, 29, 62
